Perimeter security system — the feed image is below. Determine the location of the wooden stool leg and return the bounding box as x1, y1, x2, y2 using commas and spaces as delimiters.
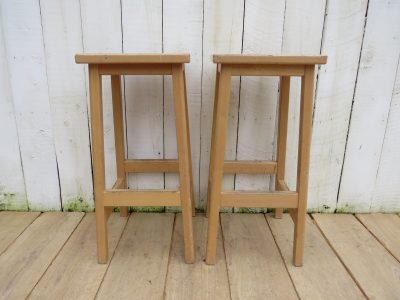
206, 67, 220, 217
293, 66, 315, 266
89, 65, 109, 263
275, 76, 290, 218
111, 75, 128, 217
172, 64, 195, 263
183, 70, 195, 217
206, 66, 231, 265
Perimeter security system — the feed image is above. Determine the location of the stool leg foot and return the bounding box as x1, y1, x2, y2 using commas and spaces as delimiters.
205, 206, 219, 265
293, 209, 305, 267
120, 207, 128, 217
96, 207, 109, 264
274, 208, 283, 219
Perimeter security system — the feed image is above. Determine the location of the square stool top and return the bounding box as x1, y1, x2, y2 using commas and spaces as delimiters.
213, 54, 327, 65
75, 53, 190, 64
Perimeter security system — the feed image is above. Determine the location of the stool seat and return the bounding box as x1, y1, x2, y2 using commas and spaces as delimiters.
213, 54, 327, 65
75, 53, 190, 64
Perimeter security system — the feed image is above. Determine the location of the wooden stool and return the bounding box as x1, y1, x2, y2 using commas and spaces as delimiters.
75, 53, 195, 264
205, 54, 327, 266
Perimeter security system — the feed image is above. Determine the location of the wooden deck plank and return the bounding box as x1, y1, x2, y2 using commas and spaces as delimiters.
267, 214, 365, 300
221, 213, 298, 299
165, 214, 230, 299
0, 211, 41, 254
356, 213, 400, 262
28, 213, 128, 300
97, 213, 174, 299
0, 212, 83, 299
313, 214, 400, 299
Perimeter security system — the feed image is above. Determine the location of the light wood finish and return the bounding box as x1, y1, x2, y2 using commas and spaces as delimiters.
97, 213, 174, 300
165, 214, 230, 299
356, 213, 400, 262
293, 65, 315, 266
275, 76, 291, 218
267, 214, 365, 300
0, 211, 40, 254
124, 159, 179, 173
229, 64, 305, 76
98, 64, 172, 75
313, 214, 400, 299
222, 160, 277, 174
82, 54, 194, 264
206, 67, 221, 218
206, 66, 232, 264
75, 53, 190, 64
221, 214, 298, 299
103, 190, 180, 206
0, 212, 83, 299
213, 54, 327, 65
220, 191, 298, 207
183, 69, 196, 217
111, 75, 128, 217
206, 55, 325, 266
172, 64, 195, 263
89, 64, 108, 264
29, 213, 127, 300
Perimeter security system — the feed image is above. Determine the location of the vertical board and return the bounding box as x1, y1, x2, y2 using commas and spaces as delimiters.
0, 0, 61, 210
80, 0, 122, 189
163, 0, 203, 206
338, 0, 400, 212
200, 0, 245, 210
235, 0, 285, 210
40, 0, 94, 211
308, 0, 368, 212
281, 0, 326, 192
372, 60, 400, 211
121, 0, 164, 198
0, 20, 27, 211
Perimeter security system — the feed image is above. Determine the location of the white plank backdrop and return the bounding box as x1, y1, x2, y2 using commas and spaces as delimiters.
0, 0, 399, 212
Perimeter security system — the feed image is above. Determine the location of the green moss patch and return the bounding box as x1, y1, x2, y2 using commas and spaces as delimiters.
63, 197, 94, 212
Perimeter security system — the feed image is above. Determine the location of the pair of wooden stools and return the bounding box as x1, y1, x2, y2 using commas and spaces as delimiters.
75, 53, 327, 266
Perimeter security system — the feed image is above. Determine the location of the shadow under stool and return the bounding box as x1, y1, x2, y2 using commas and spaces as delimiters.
75, 53, 195, 264
205, 54, 327, 266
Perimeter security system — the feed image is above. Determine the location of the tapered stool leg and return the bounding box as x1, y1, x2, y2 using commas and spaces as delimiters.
275, 76, 290, 219
183, 70, 195, 217
293, 66, 315, 266
89, 65, 109, 263
206, 67, 220, 218
206, 66, 231, 265
111, 75, 128, 217
172, 64, 195, 263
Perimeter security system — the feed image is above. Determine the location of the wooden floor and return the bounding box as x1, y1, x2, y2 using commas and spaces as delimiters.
1, 212, 400, 299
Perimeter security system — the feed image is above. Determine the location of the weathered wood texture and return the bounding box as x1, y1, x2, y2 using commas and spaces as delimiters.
1, 1, 400, 212
0, 212, 83, 299
356, 213, 400, 262
0, 211, 40, 254
313, 214, 400, 299
96, 213, 174, 299
165, 214, 230, 299
221, 213, 298, 299
1, 212, 400, 298
29, 213, 127, 300
267, 214, 364, 299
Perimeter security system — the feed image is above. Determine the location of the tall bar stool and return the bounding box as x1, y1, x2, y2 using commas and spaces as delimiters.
75, 53, 195, 264
206, 54, 327, 266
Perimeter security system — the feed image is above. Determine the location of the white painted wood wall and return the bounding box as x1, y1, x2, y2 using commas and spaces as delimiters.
0, 0, 399, 212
